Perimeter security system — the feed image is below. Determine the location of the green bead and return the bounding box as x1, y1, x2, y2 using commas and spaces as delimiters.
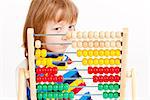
42, 84, 47, 91
108, 92, 114, 99
103, 84, 109, 90
63, 83, 69, 90
37, 84, 42, 91
53, 83, 58, 91
58, 92, 63, 99
98, 84, 103, 90
47, 84, 53, 91
53, 92, 58, 98
114, 83, 120, 90
103, 92, 108, 99
37, 93, 42, 99
113, 92, 120, 98
47, 92, 53, 98
69, 92, 74, 98
42, 93, 47, 99
108, 84, 114, 90
63, 92, 69, 99
58, 83, 64, 91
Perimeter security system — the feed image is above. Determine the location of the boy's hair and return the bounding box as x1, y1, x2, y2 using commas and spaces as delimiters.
23, 0, 78, 58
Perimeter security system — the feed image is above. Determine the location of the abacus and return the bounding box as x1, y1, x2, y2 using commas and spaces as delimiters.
18, 28, 136, 100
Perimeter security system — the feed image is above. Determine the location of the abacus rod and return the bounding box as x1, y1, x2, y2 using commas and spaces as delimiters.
75, 94, 102, 96
47, 52, 76, 54
64, 77, 93, 80
41, 43, 72, 45
59, 69, 88, 71
34, 33, 66, 36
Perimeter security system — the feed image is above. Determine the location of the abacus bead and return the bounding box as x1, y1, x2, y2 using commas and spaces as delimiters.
116, 32, 122, 38
110, 41, 116, 48
93, 75, 98, 82
36, 76, 42, 83
115, 49, 121, 56
103, 67, 109, 74
77, 50, 82, 57
104, 58, 109, 65
72, 31, 77, 39
115, 59, 120, 65
93, 50, 99, 56
99, 31, 105, 38
110, 58, 115, 65
35, 40, 41, 49
108, 92, 114, 99
98, 67, 103, 74
104, 49, 110, 56
114, 67, 120, 74
93, 58, 99, 65
82, 50, 88, 57
114, 75, 120, 82
37, 93, 43, 99
93, 40, 99, 48
88, 67, 93, 74
88, 31, 94, 38
42, 93, 47, 99
42, 84, 47, 91
47, 84, 53, 91
88, 49, 93, 57
52, 76, 58, 82
47, 92, 53, 98
99, 58, 104, 65
113, 92, 120, 98
93, 67, 98, 74
110, 31, 116, 38
98, 84, 103, 90
53, 92, 58, 99
99, 41, 105, 48
37, 84, 42, 91
35, 49, 41, 58
105, 41, 110, 48
41, 58, 47, 66
116, 41, 122, 48
53, 83, 58, 91
42, 76, 47, 82
36, 59, 41, 66
110, 49, 115, 56
94, 31, 99, 39
82, 58, 88, 65
114, 83, 120, 90
69, 92, 74, 98
47, 76, 53, 82
72, 41, 77, 48
63, 92, 69, 99
105, 31, 110, 38
108, 84, 114, 90
63, 83, 69, 90
109, 67, 115, 74
58, 83, 64, 91
83, 31, 88, 38
103, 75, 109, 82
46, 58, 53, 66
99, 76, 104, 82
36, 68, 42, 74
109, 75, 114, 82
41, 49, 47, 58
57, 75, 63, 82
83, 41, 88, 48
103, 92, 109, 99
77, 41, 82, 48
52, 67, 58, 74
103, 84, 109, 90
88, 41, 93, 48
66, 32, 72, 39
41, 67, 46, 74
58, 92, 63, 99
99, 50, 104, 56
87, 58, 93, 65
77, 31, 82, 39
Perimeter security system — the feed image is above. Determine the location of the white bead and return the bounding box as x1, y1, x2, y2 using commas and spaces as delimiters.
116, 32, 122, 38
105, 41, 110, 48
88, 41, 93, 48
110, 41, 116, 48
72, 31, 77, 39
105, 31, 110, 38
66, 32, 72, 39
110, 31, 116, 38
116, 40, 122, 48
35, 40, 41, 49
77, 41, 82, 48
88, 31, 94, 39
94, 31, 99, 39
77, 31, 82, 39
99, 31, 105, 39
72, 41, 77, 48
93, 40, 99, 48
99, 41, 105, 48
83, 41, 88, 48
83, 31, 88, 39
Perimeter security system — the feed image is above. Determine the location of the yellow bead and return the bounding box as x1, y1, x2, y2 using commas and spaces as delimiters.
115, 49, 121, 56
46, 58, 53, 66
115, 58, 120, 65
99, 58, 104, 65
87, 58, 93, 65
77, 50, 82, 57
109, 58, 115, 65
99, 50, 104, 56
41, 49, 47, 58
35, 49, 41, 58
104, 49, 110, 56
110, 49, 115, 56
36, 59, 41, 66
93, 58, 99, 65
41, 58, 47, 66
82, 58, 88, 66
104, 58, 109, 65
93, 50, 99, 56
82, 50, 88, 57
88, 49, 93, 57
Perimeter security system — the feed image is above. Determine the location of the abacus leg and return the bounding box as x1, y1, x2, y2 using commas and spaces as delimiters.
131, 68, 136, 100
18, 68, 27, 100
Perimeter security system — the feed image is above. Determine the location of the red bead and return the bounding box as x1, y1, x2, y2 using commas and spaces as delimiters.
88, 66, 93, 74
109, 75, 114, 82
99, 76, 104, 82
93, 75, 98, 83
103, 67, 109, 74
42, 67, 47, 74
48, 67, 53, 74
114, 67, 120, 74
57, 75, 63, 82
41, 76, 47, 82
47, 76, 53, 82
52, 76, 58, 82
114, 75, 120, 82
98, 67, 103, 74
36, 68, 42, 74
93, 67, 98, 74
109, 67, 115, 74
36, 76, 42, 82
103, 75, 109, 82
52, 67, 58, 74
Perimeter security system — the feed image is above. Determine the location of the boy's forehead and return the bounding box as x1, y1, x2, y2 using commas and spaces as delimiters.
47, 20, 76, 26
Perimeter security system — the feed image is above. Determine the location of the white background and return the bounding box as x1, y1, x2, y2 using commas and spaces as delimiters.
0, 0, 150, 100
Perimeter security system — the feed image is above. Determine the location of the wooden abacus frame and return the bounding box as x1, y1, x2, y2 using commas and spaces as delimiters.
18, 28, 136, 100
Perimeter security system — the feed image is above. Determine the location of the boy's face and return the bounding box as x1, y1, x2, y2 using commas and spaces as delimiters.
45, 21, 76, 52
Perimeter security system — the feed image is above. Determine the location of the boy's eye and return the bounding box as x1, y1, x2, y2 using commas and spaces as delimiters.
68, 25, 74, 29
54, 27, 61, 31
